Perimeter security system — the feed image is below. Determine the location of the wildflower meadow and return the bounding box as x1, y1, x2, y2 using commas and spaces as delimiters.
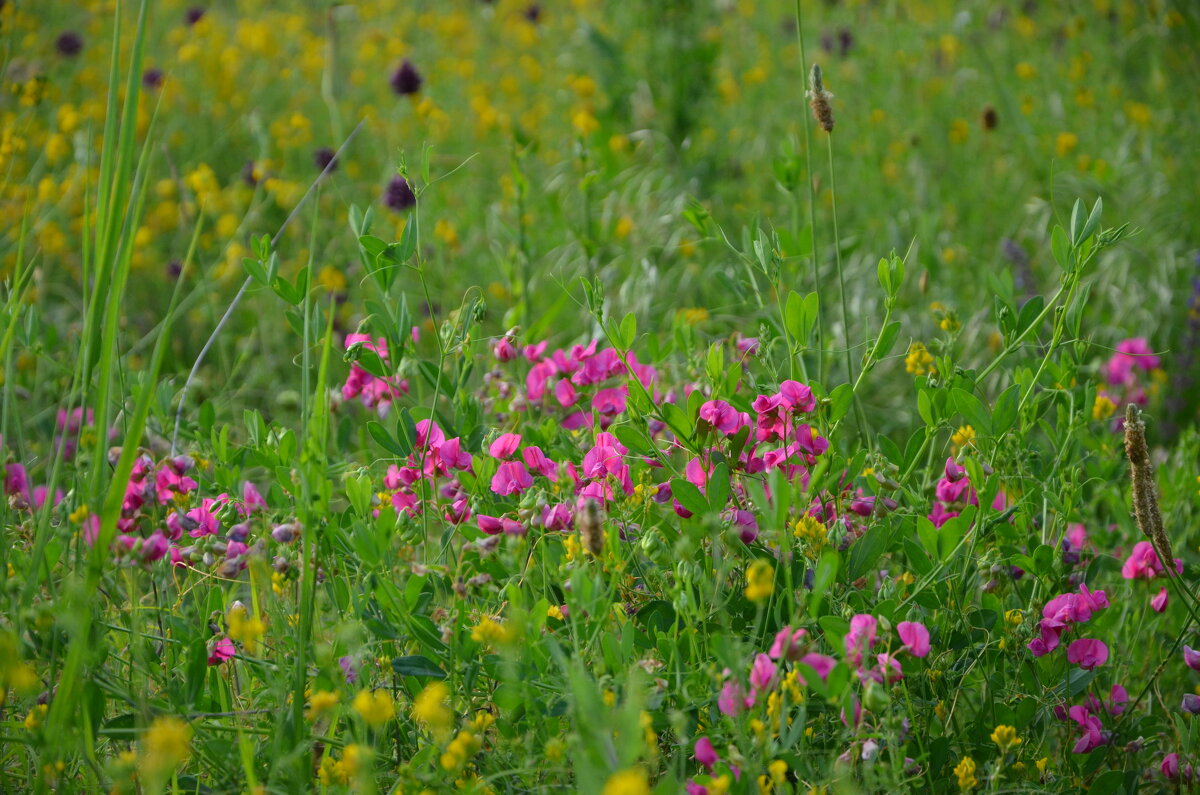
3, 0, 1200, 792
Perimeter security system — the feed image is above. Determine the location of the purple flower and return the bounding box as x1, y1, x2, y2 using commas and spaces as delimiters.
694, 737, 718, 771
390, 60, 422, 95
1066, 638, 1108, 670
185, 7, 206, 25
1184, 645, 1200, 672
338, 655, 358, 684
384, 175, 416, 212
56, 32, 83, 57
142, 68, 164, 89
313, 147, 338, 173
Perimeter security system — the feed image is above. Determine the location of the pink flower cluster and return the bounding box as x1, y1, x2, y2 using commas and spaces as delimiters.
512, 340, 656, 430
1121, 540, 1183, 613
1027, 584, 1109, 664
341, 334, 409, 416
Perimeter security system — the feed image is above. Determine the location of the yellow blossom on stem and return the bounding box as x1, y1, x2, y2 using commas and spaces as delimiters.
352, 689, 395, 727
744, 559, 775, 602
954, 756, 977, 790
991, 724, 1021, 753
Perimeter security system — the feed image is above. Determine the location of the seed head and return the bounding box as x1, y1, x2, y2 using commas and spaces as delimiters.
578, 498, 604, 557
1124, 403, 1173, 566
807, 64, 835, 133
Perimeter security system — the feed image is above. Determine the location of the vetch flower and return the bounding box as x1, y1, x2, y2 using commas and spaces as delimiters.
353, 689, 395, 727
897, 621, 930, 658
1066, 638, 1108, 670
990, 724, 1021, 752
694, 737, 718, 771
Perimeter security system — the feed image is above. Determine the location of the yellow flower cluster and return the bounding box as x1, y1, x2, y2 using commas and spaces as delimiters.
744, 559, 775, 602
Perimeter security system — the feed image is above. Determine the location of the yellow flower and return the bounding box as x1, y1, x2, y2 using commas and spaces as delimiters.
602, 768, 651, 795
412, 681, 451, 735
793, 515, 828, 558
745, 559, 775, 602
24, 703, 48, 731
352, 689, 395, 727
140, 716, 192, 772
951, 425, 975, 452
1055, 132, 1079, 158
306, 690, 339, 720
1093, 393, 1116, 421
470, 617, 512, 646
949, 118, 970, 144
227, 603, 266, 655
954, 756, 977, 790
905, 342, 934, 376
1036, 757, 1050, 774
1015, 62, 1037, 80
991, 724, 1021, 752
545, 738, 565, 761
1005, 609, 1024, 628
572, 109, 599, 137
614, 215, 634, 240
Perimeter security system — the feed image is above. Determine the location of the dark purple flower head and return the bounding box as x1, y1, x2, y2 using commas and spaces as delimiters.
524, 4, 542, 22
56, 32, 83, 57
167, 260, 183, 279
185, 7, 206, 25
390, 60, 422, 96
142, 68, 164, 89
241, 160, 259, 187
313, 147, 338, 173
384, 175, 416, 212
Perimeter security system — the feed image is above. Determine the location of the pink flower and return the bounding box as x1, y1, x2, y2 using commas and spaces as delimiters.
554, 378, 578, 407
797, 653, 837, 684
492, 336, 517, 362
208, 637, 235, 665
1184, 645, 1200, 672
897, 621, 931, 658
1106, 337, 1159, 386
522, 446, 557, 479
490, 460, 533, 495
488, 433, 522, 459
698, 400, 743, 435
694, 737, 718, 771
749, 653, 777, 691
1066, 638, 1108, 670
768, 626, 807, 661
844, 614, 877, 664
1151, 587, 1169, 613
778, 380, 815, 413
1162, 753, 1180, 781
476, 515, 523, 536
1121, 541, 1182, 579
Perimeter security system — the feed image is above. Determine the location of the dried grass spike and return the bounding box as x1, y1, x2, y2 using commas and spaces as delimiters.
578, 498, 605, 558
1124, 403, 1173, 565
808, 64, 835, 133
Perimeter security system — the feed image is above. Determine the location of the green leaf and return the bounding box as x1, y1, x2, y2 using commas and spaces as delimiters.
801, 292, 820, 345
398, 215, 417, 262
354, 347, 391, 379
992, 384, 1020, 435
1080, 196, 1103, 245
1069, 198, 1086, 247
1051, 225, 1071, 270
619, 311, 637, 350
670, 478, 709, 516
242, 257, 268, 285
784, 290, 804, 342
952, 388, 990, 435
367, 421, 404, 458
876, 321, 902, 359
392, 655, 446, 679
916, 389, 935, 426
916, 516, 939, 559
829, 383, 855, 423
707, 463, 730, 514
848, 527, 889, 580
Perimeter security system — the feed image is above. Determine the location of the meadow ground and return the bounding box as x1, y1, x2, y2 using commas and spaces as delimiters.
1, 0, 1200, 792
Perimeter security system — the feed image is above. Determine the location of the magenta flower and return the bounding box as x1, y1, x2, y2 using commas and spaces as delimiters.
208, 637, 235, 665
778, 380, 815, 412
749, 653, 777, 691
897, 621, 931, 658
1106, 337, 1159, 386
1066, 638, 1108, 670
844, 614, 878, 664
698, 400, 744, 435
768, 626, 807, 661
1151, 587, 1169, 613
694, 737, 718, 771
489, 433, 522, 459
1184, 645, 1200, 671
476, 514, 523, 536
490, 460, 533, 495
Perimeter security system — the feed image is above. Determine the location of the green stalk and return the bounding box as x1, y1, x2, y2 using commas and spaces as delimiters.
792, 0, 824, 383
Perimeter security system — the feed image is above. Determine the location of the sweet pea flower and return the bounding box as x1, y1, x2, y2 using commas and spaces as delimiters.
749, 653, 777, 691
490, 460, 533, 496
694, 737, 718, 771
1151, 587, 1169, 613
769, 626, 807, 661
897, 621, 931, 658
1066, 638, 1108, 670
1184, 645, 1200, 672
208, 637, 235, 665
488, 433, 522, 459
